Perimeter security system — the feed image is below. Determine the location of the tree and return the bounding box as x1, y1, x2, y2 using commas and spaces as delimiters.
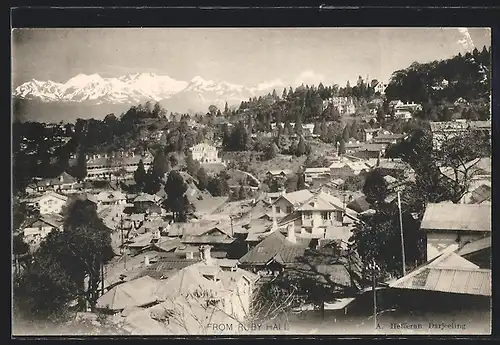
164, 171, 188, 222
264, 143, 279, 160
207, 174, 229, 197
151, 150, 170, 179
237, 185, 247, 200
143, 171, 162, 194
15, 199, 114, 320
296, 173, 306, 190
295, 136, 306, 157
363, 169, 389, 205
196, 167, 209, 191
350, 120, 359, 140
342, 124, 351, 142
134, 159, 147, 188
338, 139, 346, 155
72, 148, 87, 182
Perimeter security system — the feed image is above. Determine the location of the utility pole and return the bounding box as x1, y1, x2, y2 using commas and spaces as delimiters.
367, 260, 380, 331
397, 191, 406, 276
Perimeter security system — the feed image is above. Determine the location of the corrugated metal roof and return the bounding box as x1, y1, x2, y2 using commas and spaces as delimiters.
421, 203, 491, 232
390, 250, 491, 296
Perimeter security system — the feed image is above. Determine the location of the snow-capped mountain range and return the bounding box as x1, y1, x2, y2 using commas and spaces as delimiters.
13, 73, 285, 113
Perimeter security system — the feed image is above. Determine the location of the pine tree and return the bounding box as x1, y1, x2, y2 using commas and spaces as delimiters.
342, 124, 351, 142
296, 136, 306, 157
350, 120, 359, 140
238, 185, 247, 200
72, 148, 87, 182
265, 143, 279, 160
151, 150, 170, 179
134, 159, 146, 187
164, 170, 188, 222
296, 173, 306, 190
338, 139, 346, 155
272, 89, 278, 99
282, 88, 287, 100
196, 167, 209, 191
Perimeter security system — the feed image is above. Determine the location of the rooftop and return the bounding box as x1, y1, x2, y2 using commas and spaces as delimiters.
239, 231, 311, 265
389, 250, 491, 296
420, 203, 491, 232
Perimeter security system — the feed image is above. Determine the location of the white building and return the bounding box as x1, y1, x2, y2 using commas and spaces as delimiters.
393, 101, 422, 120
420, 203, 491, 261
36, 191, 68, 215
190, 143, 221, 164
85, 152, 153, 180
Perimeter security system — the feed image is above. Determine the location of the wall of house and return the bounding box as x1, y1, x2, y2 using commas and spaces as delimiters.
273, 198, 294, 215
426, 231, 489, 260
24, 225, 56, 245
330, 166, 355, 179
300, 210, 343, 230
38, 196, 66, 214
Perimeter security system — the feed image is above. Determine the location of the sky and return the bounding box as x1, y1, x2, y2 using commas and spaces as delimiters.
12, 28, 491, 88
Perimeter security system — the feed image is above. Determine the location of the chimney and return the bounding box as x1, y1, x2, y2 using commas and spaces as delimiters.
186, 251, 194, 260
200, 245, 213, 265
287, 223, 296, 243
144, 255, 150, 266
271, 204, 278, 231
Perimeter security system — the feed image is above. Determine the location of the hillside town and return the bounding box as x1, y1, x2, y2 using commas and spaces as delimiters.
12, 34, 492, 335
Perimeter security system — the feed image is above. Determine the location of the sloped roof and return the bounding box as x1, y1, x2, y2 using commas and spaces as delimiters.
181, 234, 235, 245
346, 195, 370, 213
469, 184, 491, 204
389, 251, 490, 296
96, 276, 160, 311
191, 196, 229, 216
134, 193, 161, 203
304, 167, 330, 174
456, 237, 491, 257
24, 214, 65, 229
39, 191, 68, 202
297, 191, 345, 212
421, 203, 491, 232
267, 169, 293, 176
356, 143, 387, 152
95, 190, 126, 203
152, 237, 182, 253
277, 189, 314, 207
44, 171, 77, 185
239, 231, 311, 265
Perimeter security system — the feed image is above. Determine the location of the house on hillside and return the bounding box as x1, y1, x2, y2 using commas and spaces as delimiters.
272, 189, 314, 216
352, 143, 387, 159
238, 229, 311, 278
133, 193, 163, 214
429, 120, 491, 150
84, 152, 153, 181
190, 143, 221, 164
361, 128, 381, 142
27, 172, 81, 195
180, 225, 237, 259
304, 167, 331, 182
277, 191, 358, 241
95, 190, 127, 209
393, 101, 422, 120
36, 191, 68, 215
420, 203, 491, 261
23, 214, 65, 249
266, 169, 293, 180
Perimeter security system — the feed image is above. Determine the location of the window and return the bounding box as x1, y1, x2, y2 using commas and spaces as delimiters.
276, 206, 281, 213
286, 206, 293, 214
304, 211, 312, 219
321, 212, 329, 220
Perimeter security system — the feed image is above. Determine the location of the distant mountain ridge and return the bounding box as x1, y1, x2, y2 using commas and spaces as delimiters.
13, 73, 286, 121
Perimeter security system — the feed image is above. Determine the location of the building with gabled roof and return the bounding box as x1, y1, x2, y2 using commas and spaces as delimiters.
36, 191, 68, 215
421, 203, 491, 260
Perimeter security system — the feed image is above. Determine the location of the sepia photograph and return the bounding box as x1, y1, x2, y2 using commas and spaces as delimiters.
11, 27, 492, 336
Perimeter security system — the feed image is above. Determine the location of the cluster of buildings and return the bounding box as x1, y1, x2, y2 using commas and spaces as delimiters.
322, 97, 357, 115
429, 119, 491, 149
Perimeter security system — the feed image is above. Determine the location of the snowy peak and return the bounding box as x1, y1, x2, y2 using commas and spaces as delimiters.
13, 73, 288, 113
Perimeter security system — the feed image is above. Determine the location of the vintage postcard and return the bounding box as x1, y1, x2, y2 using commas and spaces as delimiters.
11, 26, 491, 336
